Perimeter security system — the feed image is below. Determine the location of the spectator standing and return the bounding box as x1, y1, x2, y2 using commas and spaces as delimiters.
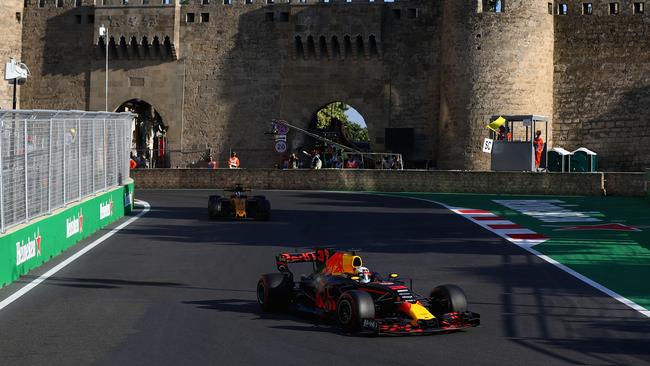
533, 130, 544, 171
289, 153, 299, 169
394, 155, 403, 170
345, 156, 358, 169
207, 156, 217, 169
228, 152, 240, 169
311, 150, 322, 170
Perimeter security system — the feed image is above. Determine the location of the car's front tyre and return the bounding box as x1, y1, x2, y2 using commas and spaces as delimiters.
429, 284, 468, 315
336, 290, 375, 334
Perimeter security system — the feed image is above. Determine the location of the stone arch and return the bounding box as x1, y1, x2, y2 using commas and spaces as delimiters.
309, 101, 371, 149
306, 35, 317, 59
318, 36, 328, 59
331, 35, 341, 59
116, 99, 168, 167
368, 35, 378, 57
355, 35, 365, 59
343, 35, 352, 59
294, 35, 304, 59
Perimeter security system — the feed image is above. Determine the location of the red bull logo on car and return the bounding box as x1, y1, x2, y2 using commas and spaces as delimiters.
16, 228, 42, 266
66, 209, 83, 238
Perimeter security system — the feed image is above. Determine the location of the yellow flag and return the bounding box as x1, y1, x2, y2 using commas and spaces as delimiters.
486, 116, 506, 132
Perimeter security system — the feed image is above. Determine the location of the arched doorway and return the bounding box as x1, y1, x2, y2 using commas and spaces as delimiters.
298, 102, 370, 168
116, 99, 168, 168
312, 101, 369, 149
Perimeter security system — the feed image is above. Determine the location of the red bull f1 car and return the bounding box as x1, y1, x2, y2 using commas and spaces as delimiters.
256, 249, 480, 336
208, 185, 270, 221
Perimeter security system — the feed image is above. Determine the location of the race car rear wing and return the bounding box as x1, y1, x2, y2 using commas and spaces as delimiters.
276, 249, 331, 273
276, 249, 362, 275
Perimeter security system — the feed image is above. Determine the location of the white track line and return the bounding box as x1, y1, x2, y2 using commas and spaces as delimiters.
0, 200, 151, 312
378, 194, 650, 318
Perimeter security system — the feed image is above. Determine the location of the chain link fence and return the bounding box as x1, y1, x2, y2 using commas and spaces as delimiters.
0, 110, 134, 233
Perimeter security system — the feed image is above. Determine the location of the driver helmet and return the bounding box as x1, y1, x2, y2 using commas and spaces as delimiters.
356, 266, 371, 284
235, 190, 242, 198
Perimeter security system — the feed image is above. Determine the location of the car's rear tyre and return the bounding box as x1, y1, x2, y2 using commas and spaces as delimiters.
257, 273, 292, 312
337, 290, 375, 334
217, 198, 231, 220
208, 195, 221, 220
429, 284, 468, 315
255, 199, 271, 221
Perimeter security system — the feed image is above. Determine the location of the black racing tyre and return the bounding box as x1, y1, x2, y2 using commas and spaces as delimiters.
217, 198, 231, 220
208, 195, 221, 220
429, 284, 468, 315
255, 199, 271, 221
336, 290, 375, 333
257, 273, 292, 312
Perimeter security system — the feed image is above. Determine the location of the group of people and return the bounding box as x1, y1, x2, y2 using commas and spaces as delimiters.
281, 151, 370, 170
129, 154, 148, 169
205, 152, 240, 169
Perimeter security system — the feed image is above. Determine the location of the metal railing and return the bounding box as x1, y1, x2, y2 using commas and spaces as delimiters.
0, 110, 134, 233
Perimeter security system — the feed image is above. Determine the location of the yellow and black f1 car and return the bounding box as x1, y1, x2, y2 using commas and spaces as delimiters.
208, 185, 270, 221
257, 249, 480, 336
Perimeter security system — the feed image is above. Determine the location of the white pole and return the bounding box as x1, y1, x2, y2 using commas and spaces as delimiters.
48, 118, 52, 213
0, 121, 4, 232
77, 119, 81, 200
92, 120, 95, 193
106, 28, 109, 112
24, 119, 28, 222
103, 119, 107, 191
100, 24, 109, 112
63, 121, 66, 205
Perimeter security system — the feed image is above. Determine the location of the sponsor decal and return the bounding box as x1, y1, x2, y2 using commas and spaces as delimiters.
100, 198, 114, 220
124, 191, 133, 208
494, 199, 602, 223
16, 228, 42, 266
362, 319, 378, 330
66, 209, 83, 238
556, 223, 641, 232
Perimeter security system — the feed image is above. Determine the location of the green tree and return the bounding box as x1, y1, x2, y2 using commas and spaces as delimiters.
317, 102, 369, 142
317, 102, 349, 129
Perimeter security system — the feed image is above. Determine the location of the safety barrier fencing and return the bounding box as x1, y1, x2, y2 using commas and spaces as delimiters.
0, 110, 133, 233
0, 182, 134, 288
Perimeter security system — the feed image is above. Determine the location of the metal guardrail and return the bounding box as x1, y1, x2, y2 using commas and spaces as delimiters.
0, 110, 134, 233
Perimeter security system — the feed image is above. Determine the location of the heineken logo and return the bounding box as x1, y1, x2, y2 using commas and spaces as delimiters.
16, 228, 42, 266
100, 198, 114, 220
66, 209, 83, 238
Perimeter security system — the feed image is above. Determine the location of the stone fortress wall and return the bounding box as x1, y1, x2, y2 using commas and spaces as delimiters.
12, 0, 650, 171
553, 0, 650, 171
0, 0, 24, 109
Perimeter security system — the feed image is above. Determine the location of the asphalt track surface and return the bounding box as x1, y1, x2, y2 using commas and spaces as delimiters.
0, 190, 649, 366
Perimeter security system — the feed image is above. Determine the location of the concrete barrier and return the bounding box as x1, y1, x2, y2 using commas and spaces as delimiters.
129, 169, 638, 196
0, 182, 134, 288
603, 172, 646, 197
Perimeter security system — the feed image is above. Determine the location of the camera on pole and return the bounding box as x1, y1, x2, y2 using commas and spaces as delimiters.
4, 58, 31, 109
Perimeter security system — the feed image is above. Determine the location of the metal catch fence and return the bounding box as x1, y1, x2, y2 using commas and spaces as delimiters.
0, 110, 134, 233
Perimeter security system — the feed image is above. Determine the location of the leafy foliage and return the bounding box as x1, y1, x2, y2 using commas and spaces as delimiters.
317, 102, 369, 142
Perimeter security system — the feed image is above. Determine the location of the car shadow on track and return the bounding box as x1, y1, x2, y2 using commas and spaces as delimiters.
182, 298, 339, 334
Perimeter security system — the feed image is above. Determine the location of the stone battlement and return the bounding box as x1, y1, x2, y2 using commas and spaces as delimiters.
9, 0, 650, 172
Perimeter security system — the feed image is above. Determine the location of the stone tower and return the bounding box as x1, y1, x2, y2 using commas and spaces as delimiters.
0, 0, 24, 109
438, 0, 554, 170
